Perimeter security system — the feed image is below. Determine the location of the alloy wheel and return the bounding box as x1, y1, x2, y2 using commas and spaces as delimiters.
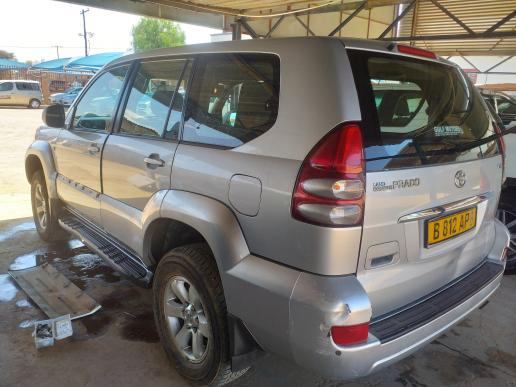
163, 276, 211, 363
34, 182, 48, 230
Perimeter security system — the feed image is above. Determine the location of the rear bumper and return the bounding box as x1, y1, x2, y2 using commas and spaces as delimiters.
225, 219, 509, 379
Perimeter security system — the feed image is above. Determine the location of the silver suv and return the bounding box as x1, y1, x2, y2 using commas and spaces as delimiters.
25, 38, 510, 385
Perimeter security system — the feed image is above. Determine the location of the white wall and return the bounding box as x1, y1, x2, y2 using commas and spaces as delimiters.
448, 56, 516, 86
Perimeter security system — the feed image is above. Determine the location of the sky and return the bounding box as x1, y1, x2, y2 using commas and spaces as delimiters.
0, 0, 221, 63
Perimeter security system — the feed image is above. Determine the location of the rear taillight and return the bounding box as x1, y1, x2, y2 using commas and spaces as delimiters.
331, 323, 369, 346
493, 121, 506, 183
292, 123, 365, 227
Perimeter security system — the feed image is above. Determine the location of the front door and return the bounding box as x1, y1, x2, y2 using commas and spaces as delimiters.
53, 64, 130, 224
101, 58, 192, 251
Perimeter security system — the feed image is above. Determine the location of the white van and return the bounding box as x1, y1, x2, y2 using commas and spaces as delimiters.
0, 80, 42, 108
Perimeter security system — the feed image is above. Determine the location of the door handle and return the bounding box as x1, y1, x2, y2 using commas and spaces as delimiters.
144, 154, 165, 167
88, 144, 100, 154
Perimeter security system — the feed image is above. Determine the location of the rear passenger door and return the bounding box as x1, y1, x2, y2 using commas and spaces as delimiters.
53, 65, 130, 224
14, 82, 30, 105
101, 58, 191, 247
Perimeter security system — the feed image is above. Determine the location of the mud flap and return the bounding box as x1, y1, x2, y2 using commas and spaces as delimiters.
9, 262, 101, 319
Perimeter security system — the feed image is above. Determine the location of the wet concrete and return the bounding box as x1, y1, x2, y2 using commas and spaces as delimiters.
0, 216, 515, 387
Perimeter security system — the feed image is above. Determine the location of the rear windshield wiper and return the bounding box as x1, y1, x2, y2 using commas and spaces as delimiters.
367, 133, 502, 162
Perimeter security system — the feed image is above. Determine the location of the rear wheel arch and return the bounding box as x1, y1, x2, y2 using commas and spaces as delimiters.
144, 218, 208, 268
145, 191, 250, 275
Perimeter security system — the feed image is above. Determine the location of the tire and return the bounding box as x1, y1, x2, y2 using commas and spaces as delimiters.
30, 170, 67, 242
28, 99, 41, 109
153, 243, 248, 385
497, 191, 516, 273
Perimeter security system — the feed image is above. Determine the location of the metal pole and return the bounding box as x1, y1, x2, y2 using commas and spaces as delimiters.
231, 21, 242, 40
80, 9, 89, 56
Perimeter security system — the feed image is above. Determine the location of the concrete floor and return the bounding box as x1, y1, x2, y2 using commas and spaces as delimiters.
1, 220, 515, 387
0, 108, 515, 386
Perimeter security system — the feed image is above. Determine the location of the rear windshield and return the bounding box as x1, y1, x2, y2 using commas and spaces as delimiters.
348, 50, 500, 171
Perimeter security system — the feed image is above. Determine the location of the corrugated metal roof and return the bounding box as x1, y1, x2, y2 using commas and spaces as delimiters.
55, 0, 516, 55
397, 0, 516, 55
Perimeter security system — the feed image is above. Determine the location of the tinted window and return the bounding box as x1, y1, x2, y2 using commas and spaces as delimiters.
15, 82, 35, 91
120, 59, 187, 138
183, 53, 280, 148
348, 50, 499, 171
73, 65, 129, 131
496, 97, 516, 115
0, 82, 13, 91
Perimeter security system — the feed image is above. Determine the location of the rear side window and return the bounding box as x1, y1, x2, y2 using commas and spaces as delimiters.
16, 82, 34, 91
183, 53, 280, 148
348, 50, 499, 171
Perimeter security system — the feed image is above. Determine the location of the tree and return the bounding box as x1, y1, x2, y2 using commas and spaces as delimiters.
132, 18, 185, 52
0, 50, 16, 60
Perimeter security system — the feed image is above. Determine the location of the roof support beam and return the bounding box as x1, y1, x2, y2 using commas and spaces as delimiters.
485, 10, 516, 34
428, 0, 474, 35
461, 56, 480, 73
239, 18, 259, 38
328, 1, 367, 37
378, 0, 416, 39
484, 56, 514, 74
380, 30, 516, 41
295, 15, 316, 36
265, 15, 285, 38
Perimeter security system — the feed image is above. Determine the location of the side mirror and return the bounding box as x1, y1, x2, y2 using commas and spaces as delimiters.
42, 104, 65, 128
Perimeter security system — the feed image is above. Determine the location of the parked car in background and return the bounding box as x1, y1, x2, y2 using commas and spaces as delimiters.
481, 90, 516, 130
52, 87, 83, 106
26, 38, 510, 385
482, 90, 516, 271
49, 87, 81, 104
0, 80, 42, 108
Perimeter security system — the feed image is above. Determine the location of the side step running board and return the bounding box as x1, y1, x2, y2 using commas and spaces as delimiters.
59, 211, 153, 287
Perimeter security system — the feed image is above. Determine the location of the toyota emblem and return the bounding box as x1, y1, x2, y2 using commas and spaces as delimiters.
454, 170, 466, 188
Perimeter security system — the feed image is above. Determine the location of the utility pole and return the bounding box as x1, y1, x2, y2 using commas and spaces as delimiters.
53, 45, 61, 59
80, 8, 89, 56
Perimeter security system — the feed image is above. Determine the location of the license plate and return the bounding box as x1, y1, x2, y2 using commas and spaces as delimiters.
425, 207, 477, 247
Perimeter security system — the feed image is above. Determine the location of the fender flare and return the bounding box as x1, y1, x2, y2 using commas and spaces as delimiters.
25, 140, 58, 200
156, 190, 250, 275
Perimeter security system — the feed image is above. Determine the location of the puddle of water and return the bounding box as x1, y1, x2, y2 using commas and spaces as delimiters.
68, 239, 85, 249
0, 221, 35, 243
72, 253, 103, 270
120, 311, 159, 343
16, 299, 32, 308
0, 274, 18, 302
19, 319, 37, 329
9, 254, 44, 271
